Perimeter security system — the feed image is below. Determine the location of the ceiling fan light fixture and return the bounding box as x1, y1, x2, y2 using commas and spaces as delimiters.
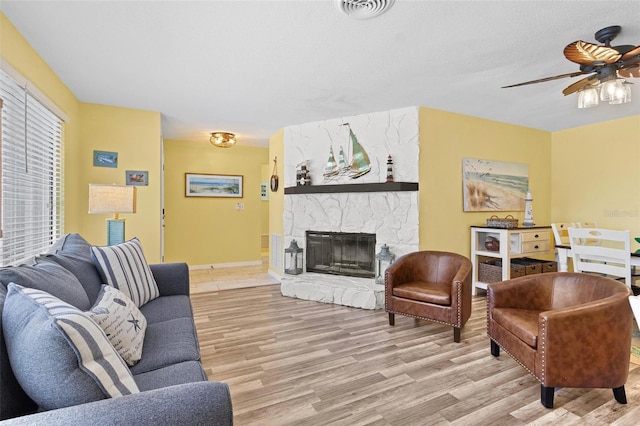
599, 78, 624, 102
210, 132, 237, 148
608, 80, 632, 105
577, 85, 599, 108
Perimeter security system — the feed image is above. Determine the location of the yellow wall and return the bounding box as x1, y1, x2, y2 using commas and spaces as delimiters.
163, 140, 269, 266
551, 115, 640, 244
0, 13, 83, 233
260, 164, 270, 240
418, 108, 552, 256
1, 14, 163, 260
78, 104, 162, 261
268, 129, 285, 273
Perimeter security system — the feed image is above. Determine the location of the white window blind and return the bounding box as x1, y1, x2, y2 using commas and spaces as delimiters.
0, 69, 64, 266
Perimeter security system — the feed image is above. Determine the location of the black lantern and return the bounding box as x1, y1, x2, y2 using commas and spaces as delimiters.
375, 244, 395, 284
284, 239, 304, 275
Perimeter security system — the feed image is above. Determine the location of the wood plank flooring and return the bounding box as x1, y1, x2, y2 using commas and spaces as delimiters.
190, 266, 640, 425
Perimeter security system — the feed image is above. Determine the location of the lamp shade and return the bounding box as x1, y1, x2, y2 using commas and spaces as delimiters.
88, 184, 137, 216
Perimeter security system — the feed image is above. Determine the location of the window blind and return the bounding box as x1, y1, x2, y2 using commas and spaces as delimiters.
0, 69, 64, 266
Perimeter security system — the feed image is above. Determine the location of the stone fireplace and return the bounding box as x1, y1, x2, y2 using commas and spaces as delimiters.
280, 107, 420, 310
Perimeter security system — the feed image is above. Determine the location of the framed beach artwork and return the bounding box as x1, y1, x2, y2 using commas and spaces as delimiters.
185, 173, 243, 198
462, 158, 528, 212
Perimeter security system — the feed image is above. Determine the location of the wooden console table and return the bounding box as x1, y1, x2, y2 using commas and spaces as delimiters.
470, 225, 553, 295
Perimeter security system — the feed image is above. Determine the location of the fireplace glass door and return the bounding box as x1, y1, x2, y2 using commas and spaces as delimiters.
306, 231, 376, 278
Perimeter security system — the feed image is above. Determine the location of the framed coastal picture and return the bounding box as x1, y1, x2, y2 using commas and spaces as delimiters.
93, 150, 118, 168
185, 173, 243, 198
125, 170, 149, 186
462, 158, 528, 212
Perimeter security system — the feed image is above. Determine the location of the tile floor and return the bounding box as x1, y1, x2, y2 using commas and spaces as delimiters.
188, 254, 279, 293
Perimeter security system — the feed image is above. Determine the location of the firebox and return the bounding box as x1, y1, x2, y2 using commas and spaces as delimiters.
305, 231, 376, 278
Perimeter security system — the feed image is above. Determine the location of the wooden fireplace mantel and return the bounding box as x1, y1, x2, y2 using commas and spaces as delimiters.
284, 182, 418, 195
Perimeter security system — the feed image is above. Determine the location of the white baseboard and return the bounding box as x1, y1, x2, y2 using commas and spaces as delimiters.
189, 260, 262, 270
268, 269, 283, 281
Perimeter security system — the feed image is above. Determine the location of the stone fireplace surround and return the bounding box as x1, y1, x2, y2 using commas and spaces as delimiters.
281, 107, 420, 310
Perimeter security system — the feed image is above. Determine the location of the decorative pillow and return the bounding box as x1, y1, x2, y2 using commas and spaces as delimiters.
44, 233, 105, 305
90, 238, 160, 307
88, 285, 147, 366
2, 284, 139, 411
0, 258, 90, 310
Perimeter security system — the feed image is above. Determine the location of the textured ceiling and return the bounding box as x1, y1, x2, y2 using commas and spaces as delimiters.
2, 1, 640, 147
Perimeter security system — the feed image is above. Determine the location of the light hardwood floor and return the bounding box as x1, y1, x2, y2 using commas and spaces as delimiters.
189, 264, 640, 425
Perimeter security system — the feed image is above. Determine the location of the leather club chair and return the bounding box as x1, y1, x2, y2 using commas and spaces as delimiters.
385, 251, 472, 343
487, 272, 632, 408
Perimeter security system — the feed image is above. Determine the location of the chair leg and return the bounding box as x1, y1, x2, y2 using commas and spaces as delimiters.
490, 339, 500, 357
541, 385, 554, 408
613, 386, 627, 404
453, 327, 461, 343
388, 313, 395, 326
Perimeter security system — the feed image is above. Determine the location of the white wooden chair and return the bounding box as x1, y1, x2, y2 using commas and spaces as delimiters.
551, 222, 575, 271
551, 222, 574, 246
576, 221, 598, 228
576, 221, 602, 245
568, 228, 632, 286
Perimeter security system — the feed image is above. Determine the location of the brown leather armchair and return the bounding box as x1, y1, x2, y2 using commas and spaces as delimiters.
487, 272, 632, 408
385, 251, 472, 342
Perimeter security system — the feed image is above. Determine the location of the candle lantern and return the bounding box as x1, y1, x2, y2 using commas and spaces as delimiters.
375, 244, 396, 284
284, 239, 304, 275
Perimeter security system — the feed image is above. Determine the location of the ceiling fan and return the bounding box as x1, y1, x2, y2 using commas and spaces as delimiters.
503, 25, 640, 97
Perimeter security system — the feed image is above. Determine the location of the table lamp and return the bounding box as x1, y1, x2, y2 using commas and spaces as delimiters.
88, 184, 137, 245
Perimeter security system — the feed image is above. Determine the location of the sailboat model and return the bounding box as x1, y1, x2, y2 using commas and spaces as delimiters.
322, 123, 371, 180
346, 126, 371, 178
323, 147, 339, 177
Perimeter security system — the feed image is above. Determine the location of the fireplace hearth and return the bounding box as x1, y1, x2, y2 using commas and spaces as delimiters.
306, 231, 376, 278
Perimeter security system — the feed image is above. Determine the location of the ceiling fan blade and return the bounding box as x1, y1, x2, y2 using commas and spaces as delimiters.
619, 65, 640, 78
562, 75, 599, 96
564, 41, 621, 65
502, 71, 586, 88
621, 45, 640, 61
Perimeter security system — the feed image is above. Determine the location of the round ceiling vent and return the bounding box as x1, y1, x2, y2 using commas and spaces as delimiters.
335, 0, 395, 20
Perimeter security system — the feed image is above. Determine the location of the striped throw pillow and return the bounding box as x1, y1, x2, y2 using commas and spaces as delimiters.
91, 238, 160, 307
3, 284, 139, 410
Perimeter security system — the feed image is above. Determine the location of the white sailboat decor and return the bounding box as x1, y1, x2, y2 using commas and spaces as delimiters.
323, 123, 371, 180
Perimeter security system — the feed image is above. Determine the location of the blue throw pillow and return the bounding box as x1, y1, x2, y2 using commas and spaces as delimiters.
0, 258, 90, 310
2, 284, 139, 411
91, 238, 160, 307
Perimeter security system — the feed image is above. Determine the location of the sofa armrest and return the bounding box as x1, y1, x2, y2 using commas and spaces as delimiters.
1, 381, 232, 426
150, 263, 190, 296
538, 293, 632, 388
451, 261, 472, 326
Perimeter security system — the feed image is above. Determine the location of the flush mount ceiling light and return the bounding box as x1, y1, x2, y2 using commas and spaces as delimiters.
335, 0, 395, 20
210, 132, 236, 148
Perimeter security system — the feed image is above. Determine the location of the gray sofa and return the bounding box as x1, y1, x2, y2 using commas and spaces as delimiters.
0, 234, 233, 425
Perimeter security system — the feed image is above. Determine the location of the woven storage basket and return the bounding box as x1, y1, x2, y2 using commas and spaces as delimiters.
478, 260, 526, 283
512, 258, 558, 274
511, 258, 542, 275
486, 215, 519, 229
